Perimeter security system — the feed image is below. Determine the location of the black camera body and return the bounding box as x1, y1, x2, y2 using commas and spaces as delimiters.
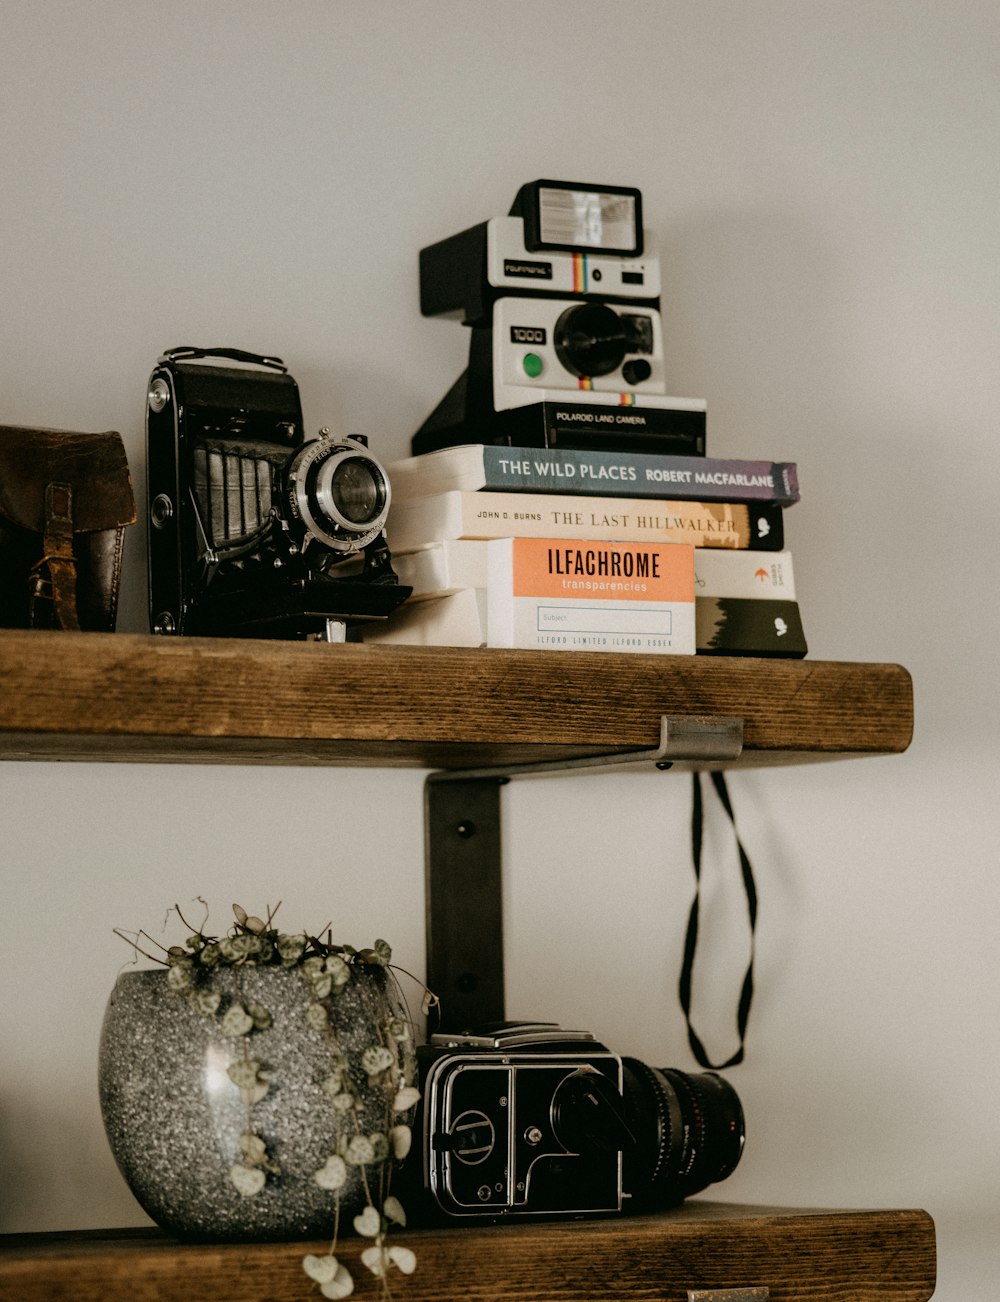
401, 1022, 744, 1221
413, 180, 707, 457
146, 347, 410, 640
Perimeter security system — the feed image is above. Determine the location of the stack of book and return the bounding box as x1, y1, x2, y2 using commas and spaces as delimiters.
365, 443, 807, 657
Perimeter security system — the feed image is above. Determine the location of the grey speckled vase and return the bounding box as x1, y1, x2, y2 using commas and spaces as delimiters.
99, 965, 405, 1241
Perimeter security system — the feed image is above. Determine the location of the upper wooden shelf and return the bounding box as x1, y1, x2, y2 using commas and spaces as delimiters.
0, 629, 912, 770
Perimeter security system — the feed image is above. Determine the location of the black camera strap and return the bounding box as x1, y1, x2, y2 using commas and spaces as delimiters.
679, 771, 758, 1070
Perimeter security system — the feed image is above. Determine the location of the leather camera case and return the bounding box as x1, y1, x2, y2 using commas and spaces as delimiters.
0, 425, 136, 632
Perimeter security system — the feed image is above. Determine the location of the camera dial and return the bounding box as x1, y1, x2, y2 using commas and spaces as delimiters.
551, 1067, 635, 1156
286, 432, 391, 553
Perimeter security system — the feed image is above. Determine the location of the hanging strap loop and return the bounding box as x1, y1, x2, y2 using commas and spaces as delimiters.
679, 771, 758, 1070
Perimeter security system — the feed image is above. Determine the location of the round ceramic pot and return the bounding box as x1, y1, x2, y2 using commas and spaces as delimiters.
99, 964, 409, 1241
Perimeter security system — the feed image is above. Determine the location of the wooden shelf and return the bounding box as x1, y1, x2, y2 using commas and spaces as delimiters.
0, 1202, 936, 1301
0, 629, 912, 770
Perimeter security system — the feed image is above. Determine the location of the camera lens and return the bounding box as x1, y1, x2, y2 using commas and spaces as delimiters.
554, 302, 629, 378
620, 1059, 745, 1205
286, 435, 391, 553
317, 457, 385, 527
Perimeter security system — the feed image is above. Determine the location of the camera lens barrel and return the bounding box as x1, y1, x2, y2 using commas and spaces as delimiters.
553, 302, 630, 378
286, 434, 391, 552
620, 1059, 745, 1206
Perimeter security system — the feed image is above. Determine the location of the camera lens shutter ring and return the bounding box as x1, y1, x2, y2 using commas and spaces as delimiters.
288, 436, 390, 552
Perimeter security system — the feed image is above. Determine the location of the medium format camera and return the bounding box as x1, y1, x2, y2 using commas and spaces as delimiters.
400, 1022, 744, 1220
146, 347, 410, 640
413, 179, 707, 457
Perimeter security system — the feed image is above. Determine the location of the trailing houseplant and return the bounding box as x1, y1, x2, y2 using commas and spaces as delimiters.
103, 901, 436, 1299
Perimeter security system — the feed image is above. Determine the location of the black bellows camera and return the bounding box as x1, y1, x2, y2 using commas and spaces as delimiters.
146, 347, 410, 640
413, 179, 707, 456
398, 1022, 744, 1220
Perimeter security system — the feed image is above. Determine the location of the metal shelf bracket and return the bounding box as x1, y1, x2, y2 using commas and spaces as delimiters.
424, 715, 743, 1032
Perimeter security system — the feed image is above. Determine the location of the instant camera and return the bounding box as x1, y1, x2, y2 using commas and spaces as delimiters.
413, 180, 707, 456
146, 347, 409, 641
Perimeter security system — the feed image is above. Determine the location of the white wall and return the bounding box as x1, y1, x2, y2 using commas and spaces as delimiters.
1, 1, 998, 1296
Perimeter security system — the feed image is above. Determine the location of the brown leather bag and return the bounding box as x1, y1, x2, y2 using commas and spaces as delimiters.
0, 425, 136, 632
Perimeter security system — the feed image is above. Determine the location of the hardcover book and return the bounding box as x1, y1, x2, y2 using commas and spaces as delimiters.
393, 540, 797, 603
362, 586, 806, 657
360, 586, 487, 647
386, 489, 784, 552
389, 539, 490, 601
389, 444, 799, 506
694, 548, 797, 600
486, 537, 696, 654
696, 597, 808, 657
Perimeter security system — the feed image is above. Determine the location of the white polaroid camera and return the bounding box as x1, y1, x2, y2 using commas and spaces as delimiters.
413, 179, 706, 455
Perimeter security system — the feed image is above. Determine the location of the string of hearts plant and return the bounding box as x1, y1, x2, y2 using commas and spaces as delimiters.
117, 902, 438, 1300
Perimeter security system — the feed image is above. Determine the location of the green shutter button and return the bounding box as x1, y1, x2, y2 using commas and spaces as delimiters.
522, 352, 544, 378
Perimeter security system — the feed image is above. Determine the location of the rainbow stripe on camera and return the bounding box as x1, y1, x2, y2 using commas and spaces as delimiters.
572, 252, 589, 293
575, 378, 638, 404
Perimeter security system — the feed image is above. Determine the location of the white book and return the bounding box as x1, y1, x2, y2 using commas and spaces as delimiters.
394, 539, 796, 602
385, 489, 782, 552
387, 443, 800, 505
485, 537, 695, 655
390, 539, 490, 602
367, 538, 697, 653
360, 588, 487, 647
693, 548, 796, 600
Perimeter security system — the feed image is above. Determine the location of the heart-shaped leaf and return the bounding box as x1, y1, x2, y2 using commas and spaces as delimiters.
303, 1254, 340, 1284
383, 1194, 406, 1226
393, 1086, 420, 1113
319, 1266, 355, 1300
389, 1245, 417, 1275
353, 1204, 381, 1237
345, 1135, 375, 1166
361, 1045, 394, 1077
314, 1154, 348, 1191
361, 1245, 388, 1277
390, 1124, 412, 1160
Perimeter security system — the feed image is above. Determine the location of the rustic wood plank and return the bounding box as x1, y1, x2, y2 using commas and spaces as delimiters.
0, 1204, 936, 1301
0, 630, 912, 770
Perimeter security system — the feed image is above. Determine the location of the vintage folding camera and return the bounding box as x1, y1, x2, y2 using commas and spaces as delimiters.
146, 347, 410, 640
413, 179, 707, 456
399, 1022, 744, 1220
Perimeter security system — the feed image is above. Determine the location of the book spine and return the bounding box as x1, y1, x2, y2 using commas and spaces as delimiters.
389, 445, 799, 505
695, 597, 808, 657
694, 548, 796, 600
387, 491, 784, 552
361, 587, 806, 657
393, 540, 798, 602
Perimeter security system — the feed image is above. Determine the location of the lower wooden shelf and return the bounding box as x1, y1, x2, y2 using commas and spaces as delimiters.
0, 1202, 936, 1301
